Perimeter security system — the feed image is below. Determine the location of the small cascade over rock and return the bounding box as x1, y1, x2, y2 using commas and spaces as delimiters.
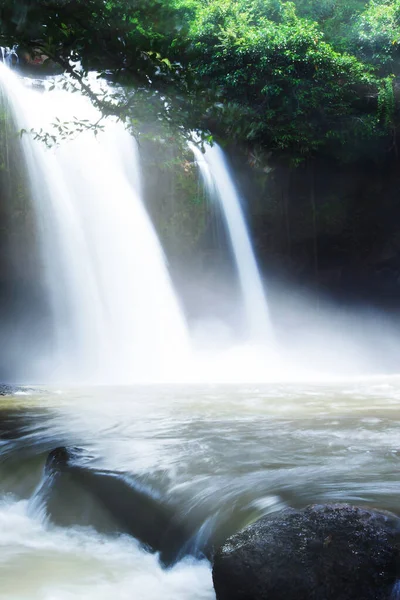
190, 142, 272, 344
0, 46, 18, 67
37, 446, 196, 566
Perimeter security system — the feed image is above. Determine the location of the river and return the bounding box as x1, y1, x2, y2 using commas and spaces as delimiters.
1, 379, 400, 599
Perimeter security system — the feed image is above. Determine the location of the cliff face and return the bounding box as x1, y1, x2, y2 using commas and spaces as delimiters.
238, 154, 400, 310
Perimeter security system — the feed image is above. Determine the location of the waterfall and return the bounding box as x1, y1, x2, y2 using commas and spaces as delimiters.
190, 142, 271, 343
0, 65, 190, 383
1, 46, 18, 67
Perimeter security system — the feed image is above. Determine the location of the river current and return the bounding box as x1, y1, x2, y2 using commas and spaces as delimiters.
1, 380, 400, 599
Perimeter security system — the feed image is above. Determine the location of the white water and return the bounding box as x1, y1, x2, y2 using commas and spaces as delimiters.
0, 46, 18, 68
0, 498, 213, 600
3, 382, 400, 598
190, 142, 271, 343
0, 65, 190, 383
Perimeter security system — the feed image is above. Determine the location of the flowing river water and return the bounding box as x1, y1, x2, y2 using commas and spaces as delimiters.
2, 380, 400, 599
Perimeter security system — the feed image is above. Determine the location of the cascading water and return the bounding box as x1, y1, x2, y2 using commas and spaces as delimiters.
0, 64, 190, 383
190, 142, 271, 343
1, 46, 18, 67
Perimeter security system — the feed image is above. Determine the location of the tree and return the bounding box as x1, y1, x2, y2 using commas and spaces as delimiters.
0, 0, 396, 162
352, 0, 400, 74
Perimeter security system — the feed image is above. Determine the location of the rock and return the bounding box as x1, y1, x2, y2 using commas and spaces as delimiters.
0, 385, 17, 396
45, 446, 85, 472
212, 504, 400, 600
44, 446, 194, 566
0, 385, 38, 395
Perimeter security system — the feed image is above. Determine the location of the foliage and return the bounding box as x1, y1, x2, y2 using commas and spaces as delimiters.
171, 0, 388, 160
0, 0, 398, 162
294, 0, 367, 50
353, 0, 400, 73
378, 76, 396, 127
140, 136, 207, 255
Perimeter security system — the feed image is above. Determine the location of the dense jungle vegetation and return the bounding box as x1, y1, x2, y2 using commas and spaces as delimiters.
0, 0, 399, 163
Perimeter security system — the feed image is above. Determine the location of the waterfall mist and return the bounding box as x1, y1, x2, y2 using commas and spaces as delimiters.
0, 65, 190, 383
190, 142, 272, 344
0, 65, 400, 384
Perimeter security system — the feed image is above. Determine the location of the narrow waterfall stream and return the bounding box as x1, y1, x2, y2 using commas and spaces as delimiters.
190, 142, 271, 343
0, 64, 190, 383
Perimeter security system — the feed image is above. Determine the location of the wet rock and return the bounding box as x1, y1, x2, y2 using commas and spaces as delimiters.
0, 385, 17, 396
0, 385, 32, 395
0, 384, 47, 396
212, 504, 400, 600
45, 446, 85, 471
44, 446, 194, 566
45, 446, 71, 470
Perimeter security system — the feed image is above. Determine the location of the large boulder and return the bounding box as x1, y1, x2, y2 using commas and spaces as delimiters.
212, 504, 400, 600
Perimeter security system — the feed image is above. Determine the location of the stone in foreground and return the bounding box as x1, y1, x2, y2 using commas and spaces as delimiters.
212, 504, 400, 600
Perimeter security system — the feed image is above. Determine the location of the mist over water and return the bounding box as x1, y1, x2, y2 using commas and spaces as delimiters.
0, 64, 399, 384
187, 142, 400, 382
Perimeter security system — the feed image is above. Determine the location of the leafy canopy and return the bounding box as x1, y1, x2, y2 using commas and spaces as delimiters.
0, 0, 397, 161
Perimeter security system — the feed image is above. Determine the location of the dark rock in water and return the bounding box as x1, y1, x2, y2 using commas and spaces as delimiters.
0, 384, 31, 396
0, 385, 17, 396
212, 504, 400, 600
45, 446, 72, 470
0, 384, 46, 396
44, 446, 194, 566
45, 446, 86, 471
